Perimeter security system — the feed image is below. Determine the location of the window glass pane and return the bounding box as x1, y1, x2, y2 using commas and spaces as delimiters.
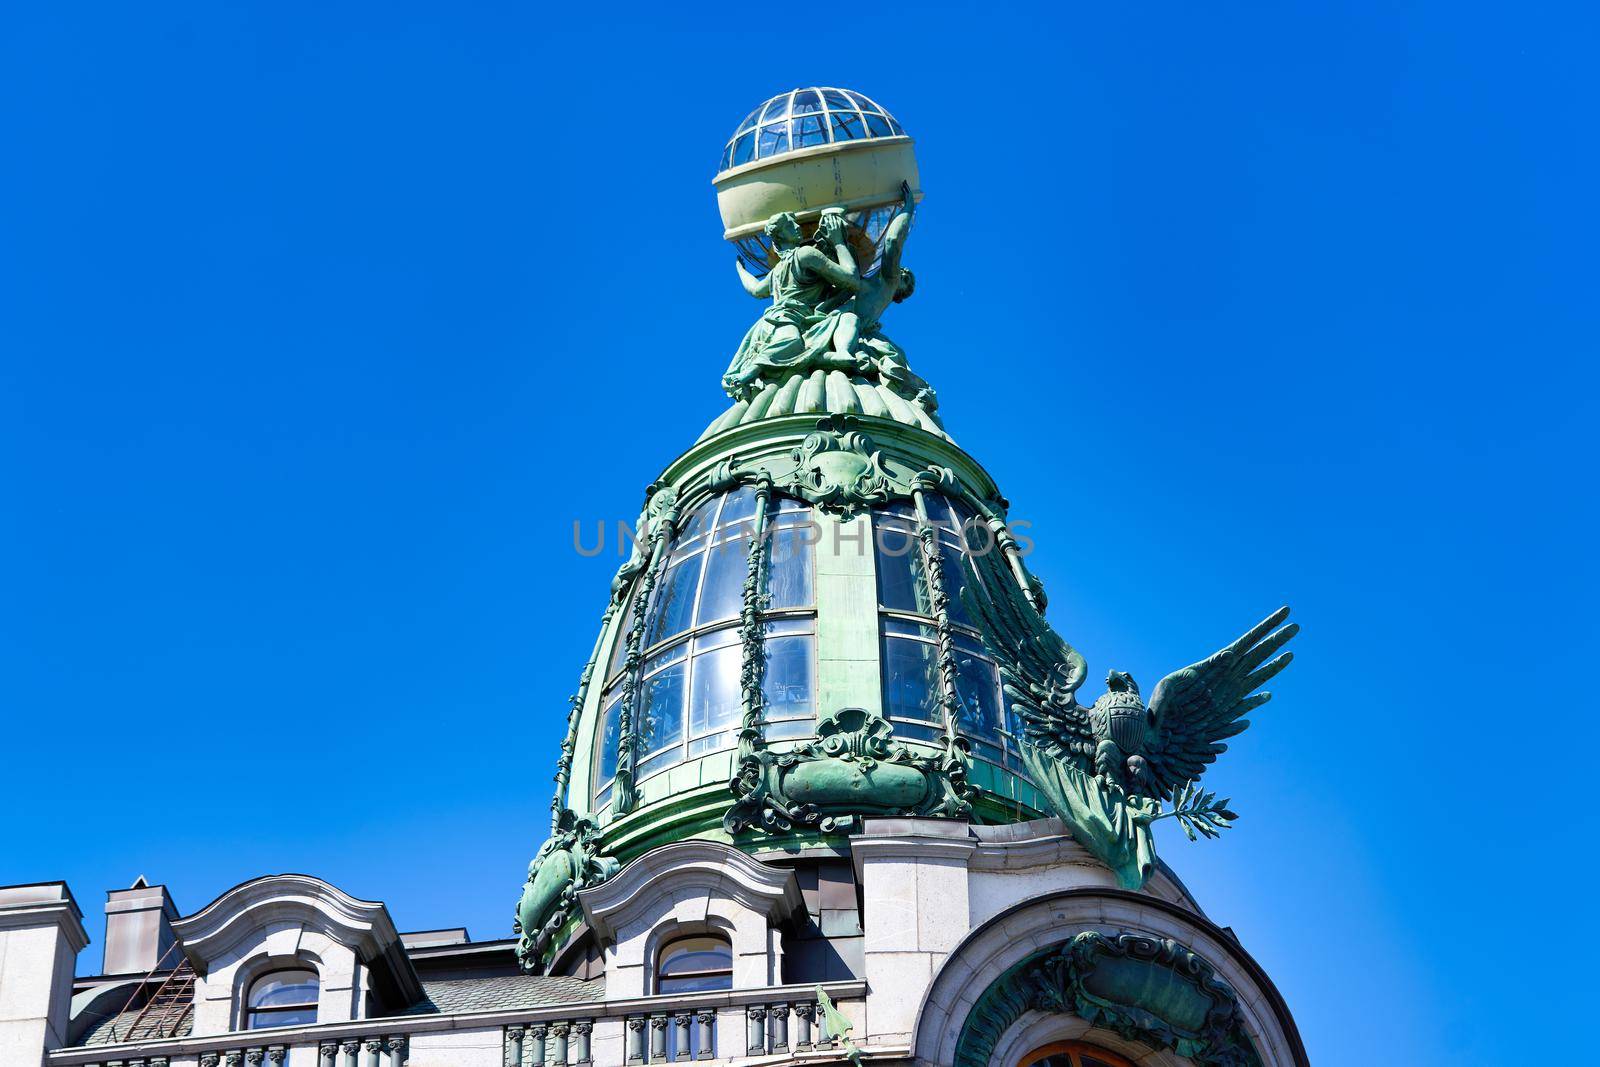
758, 122, 789, 157
607, 593, 638, 677
883, 636, 940, 723
883, 617, 934, 639
875, 520, 929, 613
719, 142, 734, 172
887, 115, 904, 136
671, 502, 716, 560
659, 973, 733, 994
765, 526, 814, 609
938, 542, 976, 629
659, 937, 733, 973
892, 720, 942, 744
697, 535, 750, 626
792, 89, 822, 113
830, 111, 865, 142
848, 91, 882, 113
694, 625, 740, 653
596, 693, 622, 786
718, 485, 758, 527
955, 653, 1003, 744
795, 114, 828, 147
864, 112, 892, 138
763, 635, 814, 722
250, 971, 317, 1008
822, 89, 854, 110
638, 660, 686, 758
760, 94, 791, 122
765, 719, 813, 740
645, 555, 703, 647
732, 131, 755, 167
689, 643, 741, 738
770, 496, 809, 522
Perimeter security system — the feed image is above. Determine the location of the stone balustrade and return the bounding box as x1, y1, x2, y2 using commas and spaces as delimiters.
47, 981, 866, 1067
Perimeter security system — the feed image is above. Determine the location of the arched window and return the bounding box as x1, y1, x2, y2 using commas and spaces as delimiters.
245, 967, 318, 1029
1019, 1042, 1136, 1067
655, 935, 733, 994
874, 493, 1024, 768
593, 487, 818, 809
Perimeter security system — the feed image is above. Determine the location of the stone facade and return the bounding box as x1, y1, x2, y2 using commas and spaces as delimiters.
2, 819, 1305, 1066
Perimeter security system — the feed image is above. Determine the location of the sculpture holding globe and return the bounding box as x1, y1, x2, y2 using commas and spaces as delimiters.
712, 88, 934, 411
722, 183, 932, 409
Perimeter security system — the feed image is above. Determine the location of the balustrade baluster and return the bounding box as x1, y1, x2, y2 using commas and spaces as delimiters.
648, 1014, 668, 1062
793, 1000, 816, 1050
625, 1016, 646, 1064
693, 1010, 715, 1060
746, 1005, 768, 1055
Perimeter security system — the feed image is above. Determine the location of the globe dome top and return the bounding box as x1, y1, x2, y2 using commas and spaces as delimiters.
717, 87, 905, 175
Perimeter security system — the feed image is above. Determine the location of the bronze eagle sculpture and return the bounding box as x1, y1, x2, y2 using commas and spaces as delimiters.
963, 549, 1297, 880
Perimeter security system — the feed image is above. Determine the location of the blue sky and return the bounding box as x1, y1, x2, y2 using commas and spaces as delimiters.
2, 4, 1595, 1063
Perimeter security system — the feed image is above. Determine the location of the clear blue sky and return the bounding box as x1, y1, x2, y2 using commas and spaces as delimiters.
2, 4, 1595, 1063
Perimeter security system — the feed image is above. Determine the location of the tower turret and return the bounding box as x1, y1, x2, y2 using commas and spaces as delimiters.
514, 88, 1296, 985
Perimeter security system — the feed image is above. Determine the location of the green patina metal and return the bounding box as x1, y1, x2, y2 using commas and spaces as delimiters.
964, 565, 1298, 889
512, 810, 618, 973
613, 485, 682, 817
954, 931, 1262, 1067
815, 985, 864, 1067
511, 86, 1299, 970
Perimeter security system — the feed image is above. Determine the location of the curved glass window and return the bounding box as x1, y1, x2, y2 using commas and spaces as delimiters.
873, 495, 1024, 768
246, 968, 318, 1029
656, 935, 733, 994
718, 86, 906, 172
593, 489, 818, 807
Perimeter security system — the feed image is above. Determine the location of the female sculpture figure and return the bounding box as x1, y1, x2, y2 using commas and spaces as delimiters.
721, 210, 861, 400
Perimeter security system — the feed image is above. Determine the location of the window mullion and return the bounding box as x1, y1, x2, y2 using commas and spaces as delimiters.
911, 489, 973, 782
613, 500, 682, 816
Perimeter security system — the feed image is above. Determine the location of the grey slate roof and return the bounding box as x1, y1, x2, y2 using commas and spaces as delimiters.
403, 974, 603, 1016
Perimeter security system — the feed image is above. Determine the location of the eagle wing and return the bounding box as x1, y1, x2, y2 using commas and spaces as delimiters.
962, 546, 1093, 761
1141, 606, 1298, 801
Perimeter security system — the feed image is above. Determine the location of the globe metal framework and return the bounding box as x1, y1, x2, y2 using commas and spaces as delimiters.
717, 87, 905, 174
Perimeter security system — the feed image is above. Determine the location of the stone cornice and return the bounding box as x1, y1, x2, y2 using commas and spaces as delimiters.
170, 874, 420, 1007
578, 840, 804, 941
0, 881, 90, 954
849, 817, 977, 883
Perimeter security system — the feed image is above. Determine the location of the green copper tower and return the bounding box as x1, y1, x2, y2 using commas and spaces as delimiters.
515, 86, 1297, 979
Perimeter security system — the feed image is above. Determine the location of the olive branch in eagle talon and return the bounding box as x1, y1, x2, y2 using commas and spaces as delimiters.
962, 546, 1296, 841
1149, 780, 1239, 841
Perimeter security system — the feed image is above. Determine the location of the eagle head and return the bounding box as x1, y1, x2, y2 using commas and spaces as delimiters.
1105, 670, 1140, 697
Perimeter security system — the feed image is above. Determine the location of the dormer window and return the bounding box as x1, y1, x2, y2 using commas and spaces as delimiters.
245, 967, 318, 1029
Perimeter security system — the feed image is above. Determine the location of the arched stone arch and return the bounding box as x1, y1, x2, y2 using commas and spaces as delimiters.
579, 839, 804, 997
170, 874, 419, 1036
912, 888, 1307, 1067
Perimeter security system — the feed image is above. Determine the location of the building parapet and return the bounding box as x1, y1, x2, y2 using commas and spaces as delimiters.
49, 980, 867, 1067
